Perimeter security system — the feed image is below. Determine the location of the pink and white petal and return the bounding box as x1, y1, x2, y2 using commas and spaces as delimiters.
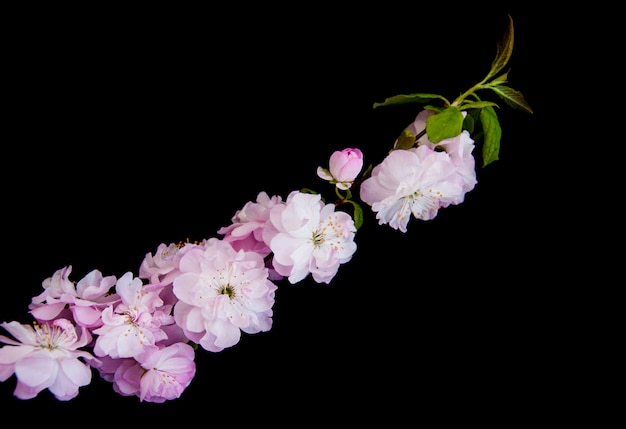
208, 319, 240, 350
14, 353, 58, 388
48, 359, 91, 400
174, 302, 206, 333
0, 322, 37, 345
13, 380, 47, 400
0, 343, 36, 363
29, 301, 67, 321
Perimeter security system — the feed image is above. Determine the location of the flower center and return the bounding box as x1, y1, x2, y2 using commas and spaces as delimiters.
406, 188, 443, 220
34, 322, 76, 350
218, 284, 236, 299
311, 230, 325, 247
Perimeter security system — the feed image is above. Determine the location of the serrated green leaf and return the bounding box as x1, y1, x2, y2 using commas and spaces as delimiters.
425, 107, 464, 143
490, 85, 534, 114
479, 106, 502, 167
373, 93, 448, 109
485, 14, 514, 82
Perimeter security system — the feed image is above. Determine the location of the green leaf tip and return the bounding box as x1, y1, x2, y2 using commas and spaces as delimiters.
373, 93, 448, 109
490, 84, 533, 115
485, 14, 515, 82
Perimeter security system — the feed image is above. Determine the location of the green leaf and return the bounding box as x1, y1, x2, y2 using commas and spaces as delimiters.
459, 100, 499, 111
489, 70, 509, 86
425, 107, 464, 143
346, 200, 364, 230
463, 112, 475, 134
484, 14, 515, 82
479, 106, 502, 167
490, 84, 534, 114
395, 128, 416, 150
373, 93, 448, 109
466, 108, 482, 124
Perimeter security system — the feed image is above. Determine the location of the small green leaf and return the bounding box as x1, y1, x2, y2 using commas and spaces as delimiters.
489, 70, 509, 86
484, 14, 515, 82
459, 100, 499, 111
466, 108, 482, 125
345, 200, 364, 230
490, 84, 534, 114
395, 128, 416, 150
373, 93, 448, 109
463, 113, 475, 134
425, 107, 464, 143
479, 106, 502, 167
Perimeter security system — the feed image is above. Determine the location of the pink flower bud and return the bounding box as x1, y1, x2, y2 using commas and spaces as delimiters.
317, 148, 363, 190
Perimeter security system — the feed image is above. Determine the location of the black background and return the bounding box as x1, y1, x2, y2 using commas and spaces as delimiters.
1, 3, 567, 423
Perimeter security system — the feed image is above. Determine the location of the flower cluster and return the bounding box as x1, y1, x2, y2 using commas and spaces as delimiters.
0, 15, 531, 403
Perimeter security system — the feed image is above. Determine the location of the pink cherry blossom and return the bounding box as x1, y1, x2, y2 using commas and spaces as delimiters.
92, 355, 140, 396
92, 272, 173, 359
317, 147, 364, 190
135, 342, 196, 402
0, 318, 96, 401
266, 191, 357, 284
217, 191, 285, 281
93, 342, 196, 403
359, 146, 465, 231
138, 241, 204, 322
27, 266, 75, 323
172, 238, 277, 352
403, 109, 477, 199
217, 191, 283, 256
29, 267, 121, 329
139, 241, 201, 288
